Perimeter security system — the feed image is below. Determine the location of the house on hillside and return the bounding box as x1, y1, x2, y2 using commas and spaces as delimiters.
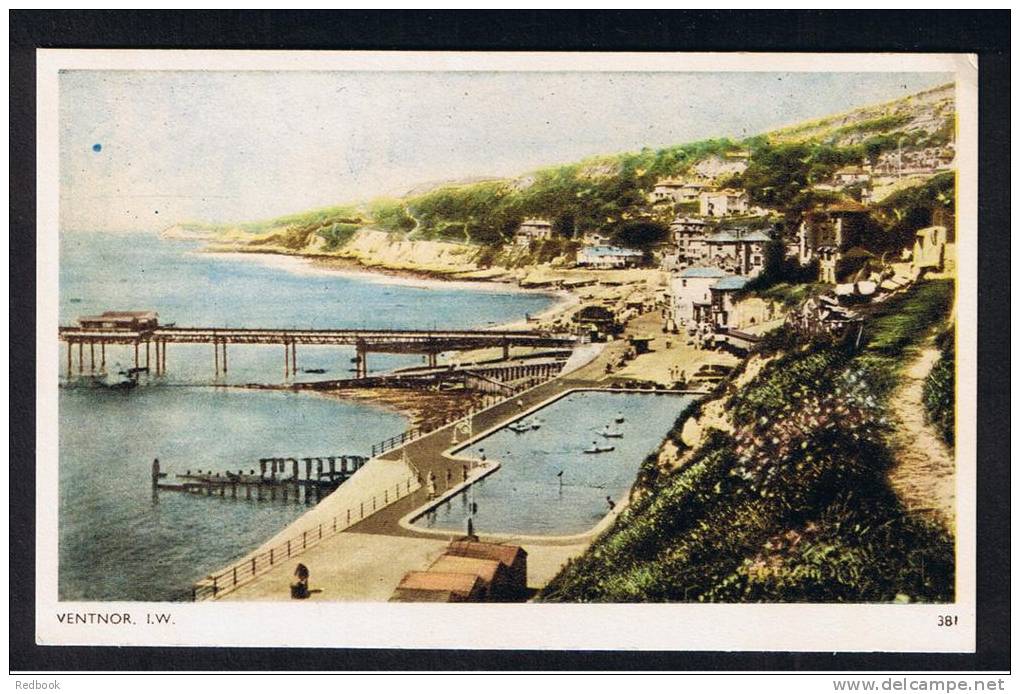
651, 178, 712, 205
912, 226, 948, 274
513, 218, 554, 247
697, 274, 751, 333
669, 216, 711, 265
667, 266, 728, 330
575, 245, 644, 269
699, 189, 750, 217
798, 200, 874, 283
833, 165, 871, 187
704, 228, 772, 277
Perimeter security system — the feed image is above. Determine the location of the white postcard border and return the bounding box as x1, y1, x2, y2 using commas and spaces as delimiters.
35, 49, 978, 652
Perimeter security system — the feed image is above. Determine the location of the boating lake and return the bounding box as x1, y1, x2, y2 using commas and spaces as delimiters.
414, 390, 697, 537
57, 231, 557, 601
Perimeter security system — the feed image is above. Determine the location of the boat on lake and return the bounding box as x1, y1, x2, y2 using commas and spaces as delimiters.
584, 441, 615, 454
600, 424, 623, 439
614, 412, 626, 424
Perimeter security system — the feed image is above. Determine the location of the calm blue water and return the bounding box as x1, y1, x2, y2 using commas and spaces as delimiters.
58, 231, 556, 601
415, 391, 697, 536
60, 233, 556, 385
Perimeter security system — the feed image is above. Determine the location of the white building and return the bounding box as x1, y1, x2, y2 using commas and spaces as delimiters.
513, 218, 554, 246
668, 266, 728, 328
699, 189, 750, 217
651, 178, 711, 205
575, 245, 644, 269
832, 165, 871, 187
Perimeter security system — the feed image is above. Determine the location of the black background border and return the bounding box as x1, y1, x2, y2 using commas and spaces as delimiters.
9, 10, 1010, 672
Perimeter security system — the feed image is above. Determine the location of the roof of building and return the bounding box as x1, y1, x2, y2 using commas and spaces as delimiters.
446, 540, 527, 567
701, 188, 747, 197
389, 588, 465, 603
679, 266, 728, 279
706, 229, 772, 243
712, 275, 751, 291
672, 216, 708, 225
429, 555, 502, 585
520, 218, 552, 227
396, 571, 485, 596
579, 245, 643, 258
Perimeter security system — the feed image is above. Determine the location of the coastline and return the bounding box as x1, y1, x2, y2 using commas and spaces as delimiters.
199, 243, 582, 329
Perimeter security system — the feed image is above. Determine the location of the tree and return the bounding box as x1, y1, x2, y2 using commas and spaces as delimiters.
612, 220, 668, 250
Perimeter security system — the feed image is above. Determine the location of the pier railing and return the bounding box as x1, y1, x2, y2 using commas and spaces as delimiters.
368, 368, 561, 457
194, 364, 562, 600
192, 473, 421, 601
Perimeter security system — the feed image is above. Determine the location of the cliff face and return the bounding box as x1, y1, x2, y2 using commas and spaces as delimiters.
207, 227, 482, 276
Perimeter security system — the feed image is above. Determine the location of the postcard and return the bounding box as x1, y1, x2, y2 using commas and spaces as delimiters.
35, 49, 977, 651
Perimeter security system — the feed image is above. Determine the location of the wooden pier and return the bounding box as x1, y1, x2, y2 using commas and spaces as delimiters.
151, 455, 369, 505
59, 317, 577, 380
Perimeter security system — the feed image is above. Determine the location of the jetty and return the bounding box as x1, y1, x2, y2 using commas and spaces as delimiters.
151, 455, 369, 505
59, 312, 577, 379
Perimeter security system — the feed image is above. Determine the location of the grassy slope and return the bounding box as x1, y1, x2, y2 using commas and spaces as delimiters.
540, 280, 955, 603
176, 83, 954, 254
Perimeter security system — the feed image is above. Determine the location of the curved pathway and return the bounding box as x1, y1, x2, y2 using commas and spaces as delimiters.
887, 346, 956, 533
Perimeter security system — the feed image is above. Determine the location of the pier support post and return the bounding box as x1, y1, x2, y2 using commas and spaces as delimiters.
502, 339, 510, 361
214, 341, 220, 378
78, 342, 84, 374
145, 340, 150, 371
66, 342, 72, 379
151, 458, 160, 498
154, 340, 160, 375
133, 341, 139, 370
284, 342, 290, 379
291, 341, 297, 375
221, 341, 227, 373
89, 342, 95, 374
160, 340, 166, 375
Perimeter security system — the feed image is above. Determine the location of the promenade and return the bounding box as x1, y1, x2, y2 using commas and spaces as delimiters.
210, 325, 718, 602
213, 341, 624, 601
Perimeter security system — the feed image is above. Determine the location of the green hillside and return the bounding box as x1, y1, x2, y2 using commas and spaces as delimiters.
175, 83, 955, 258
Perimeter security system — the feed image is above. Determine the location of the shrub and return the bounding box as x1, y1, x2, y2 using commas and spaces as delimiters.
922, 331, 955, 447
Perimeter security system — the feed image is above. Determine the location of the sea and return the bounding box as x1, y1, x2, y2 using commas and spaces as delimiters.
57, 231, 557, 601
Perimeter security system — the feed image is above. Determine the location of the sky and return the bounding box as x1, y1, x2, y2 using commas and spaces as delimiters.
58, 70, 951, 233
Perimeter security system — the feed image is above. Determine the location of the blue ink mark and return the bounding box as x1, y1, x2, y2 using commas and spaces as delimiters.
92, 143, 102, 152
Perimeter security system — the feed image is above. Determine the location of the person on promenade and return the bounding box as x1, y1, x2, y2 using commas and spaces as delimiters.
290, 563, 310, 599
606, 495, 616, 511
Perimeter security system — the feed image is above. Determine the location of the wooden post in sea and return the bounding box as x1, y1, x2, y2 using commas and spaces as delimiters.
304, 458, 312, 503
66, 342, 72, 379
151, 458, 160, 498
133, 341, 139, 369
221, 341, 228, 374
214, 341, 220, 378
78, 342, 84, 374
291, 341, 297, 375
89, 342, 95, 374
283, 342, 290, 379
